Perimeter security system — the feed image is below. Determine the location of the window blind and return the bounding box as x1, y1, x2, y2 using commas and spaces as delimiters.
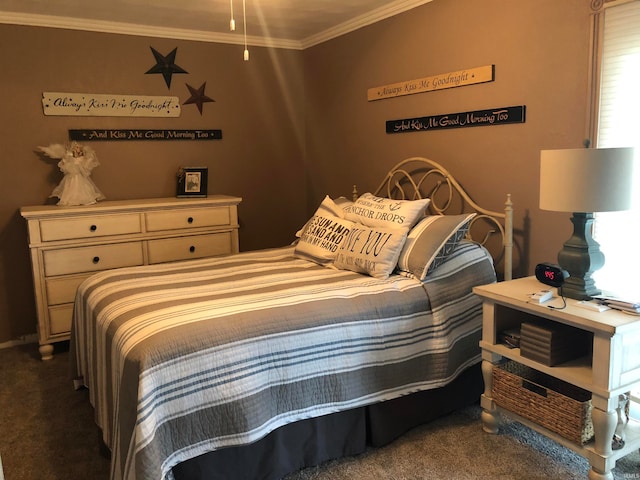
593, 0, 640, 299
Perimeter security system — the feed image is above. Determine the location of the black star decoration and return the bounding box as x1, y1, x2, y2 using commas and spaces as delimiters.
183, 82, 215, 115
145, 47, 188, 89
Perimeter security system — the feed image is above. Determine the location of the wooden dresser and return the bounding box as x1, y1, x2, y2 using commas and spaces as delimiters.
20, 195, 242, 360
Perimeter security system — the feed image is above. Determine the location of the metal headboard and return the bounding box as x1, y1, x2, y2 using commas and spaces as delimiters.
357, 156, 513, 281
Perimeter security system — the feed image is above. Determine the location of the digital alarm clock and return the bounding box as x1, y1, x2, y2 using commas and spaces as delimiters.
535, 263, 568, 288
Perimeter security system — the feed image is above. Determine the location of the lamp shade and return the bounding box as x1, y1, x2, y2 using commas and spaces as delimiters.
539, 147, 635, 212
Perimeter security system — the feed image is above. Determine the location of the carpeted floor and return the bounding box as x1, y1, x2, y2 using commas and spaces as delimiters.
0, 342, 638, 480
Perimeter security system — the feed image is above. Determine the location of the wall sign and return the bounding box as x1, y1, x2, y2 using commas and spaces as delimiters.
386, 105, 526, 134
42, 92, 181, 117
368, 65, 494, 102
69, 129, 222, 141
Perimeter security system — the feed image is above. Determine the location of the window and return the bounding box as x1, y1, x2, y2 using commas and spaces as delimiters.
592, 0, 640, 300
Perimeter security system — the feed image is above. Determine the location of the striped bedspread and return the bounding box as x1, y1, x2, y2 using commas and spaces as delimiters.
70, 240, 495, 480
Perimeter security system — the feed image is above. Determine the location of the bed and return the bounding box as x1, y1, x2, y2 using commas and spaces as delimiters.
70, 157, 513, 480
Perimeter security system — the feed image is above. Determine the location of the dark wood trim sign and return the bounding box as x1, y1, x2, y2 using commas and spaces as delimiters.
386, 105, 526, 134
69, 129, 222, 141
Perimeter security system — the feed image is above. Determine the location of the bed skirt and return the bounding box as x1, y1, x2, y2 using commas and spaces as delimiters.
172, 362, 482, 480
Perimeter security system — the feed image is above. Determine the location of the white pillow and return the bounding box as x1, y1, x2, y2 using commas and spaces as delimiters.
295, 195, 349, 238
294, 204, 355, 265
333, 196, 353, 212
397, 213, 476, 280
343, 193, 430, 231
334, 224, 408, 279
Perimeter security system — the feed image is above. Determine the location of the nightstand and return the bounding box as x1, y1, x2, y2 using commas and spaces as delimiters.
474, 276, 640, 480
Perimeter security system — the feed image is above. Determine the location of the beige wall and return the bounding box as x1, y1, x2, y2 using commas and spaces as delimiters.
0, 25, 306, 342
0, 0, 593, 343
304, 0, 592, 278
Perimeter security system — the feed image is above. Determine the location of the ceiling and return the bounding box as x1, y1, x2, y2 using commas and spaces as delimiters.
0, 0, 433, 49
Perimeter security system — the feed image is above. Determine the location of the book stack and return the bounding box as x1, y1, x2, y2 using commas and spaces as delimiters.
593, 295, 640, 314
498, 328, 521, 348
520, 322, 590, 366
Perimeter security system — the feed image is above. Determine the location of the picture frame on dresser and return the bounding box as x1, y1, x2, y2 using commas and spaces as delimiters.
177, 167, 208, 198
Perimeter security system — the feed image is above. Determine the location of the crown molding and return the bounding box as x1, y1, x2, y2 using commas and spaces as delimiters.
0, 12, 303, 49
300, 0, 433, 49
0, 0, 433, 51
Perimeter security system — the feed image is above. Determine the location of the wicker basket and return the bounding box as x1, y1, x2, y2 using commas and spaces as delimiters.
492, 361, 594, 444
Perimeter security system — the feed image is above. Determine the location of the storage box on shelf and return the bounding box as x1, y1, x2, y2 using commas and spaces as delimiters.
474, 276, 640, 480
519, 321, 591, 366
21, 196, 242, 360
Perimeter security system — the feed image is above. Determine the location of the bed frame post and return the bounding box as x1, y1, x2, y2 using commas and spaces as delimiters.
504, 194, 513, 281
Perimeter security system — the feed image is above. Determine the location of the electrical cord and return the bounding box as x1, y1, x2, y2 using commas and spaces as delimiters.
547, 286, 567, 310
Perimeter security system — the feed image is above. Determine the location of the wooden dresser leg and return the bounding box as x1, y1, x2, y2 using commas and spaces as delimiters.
39, 344, 54, 361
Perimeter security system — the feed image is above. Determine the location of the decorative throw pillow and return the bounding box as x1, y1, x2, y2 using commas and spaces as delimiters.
294, 205, 355, 265
295, 195, 348, 238
397, 213, 476, 280
334, 224, 408, 279
343, 193, 430, 231
333, 196, 353, 212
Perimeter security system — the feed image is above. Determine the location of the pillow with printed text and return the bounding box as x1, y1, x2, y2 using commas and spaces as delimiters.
333, 223, 408, 279
295, 195, 351, 238
294, 198, 355, 264
343, 193, 430, 231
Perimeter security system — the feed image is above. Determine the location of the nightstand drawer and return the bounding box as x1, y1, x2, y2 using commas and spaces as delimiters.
145, 207, 231, 232
39, 213, 141, 241
147, 232, 233, 264
43, 242, 144, 276
46, 273, 94, 305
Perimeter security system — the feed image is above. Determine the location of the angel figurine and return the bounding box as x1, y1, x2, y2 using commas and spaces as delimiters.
38, 141, 106, 206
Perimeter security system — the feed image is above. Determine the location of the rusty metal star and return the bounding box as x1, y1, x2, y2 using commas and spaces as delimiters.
183, 82, 215, 115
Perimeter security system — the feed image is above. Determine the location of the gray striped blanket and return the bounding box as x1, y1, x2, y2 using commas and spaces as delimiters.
70, 241, 495, 480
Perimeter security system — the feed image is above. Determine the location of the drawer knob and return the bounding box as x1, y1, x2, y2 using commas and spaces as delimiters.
187, 217, 194, 224
90, 225, 98, 232
189, 246, 196, 253
92, 256, 100, 264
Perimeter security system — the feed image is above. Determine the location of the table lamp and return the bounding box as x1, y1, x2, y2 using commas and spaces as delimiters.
539, 147, 635, 300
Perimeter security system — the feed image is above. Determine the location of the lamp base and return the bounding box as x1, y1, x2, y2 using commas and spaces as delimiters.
557, 212, 604, 301
562, 277, 601, 301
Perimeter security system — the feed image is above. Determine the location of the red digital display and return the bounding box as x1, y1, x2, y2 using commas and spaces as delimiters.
535, 263, 567, 288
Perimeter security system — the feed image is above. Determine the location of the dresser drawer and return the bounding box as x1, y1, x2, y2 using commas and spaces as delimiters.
43, 242, 144, 277
147, 232, 233, 264
48, 304, 73, 336
145, 207, 231, 232
39, 213, 141, 241
46, 273, 94, 305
